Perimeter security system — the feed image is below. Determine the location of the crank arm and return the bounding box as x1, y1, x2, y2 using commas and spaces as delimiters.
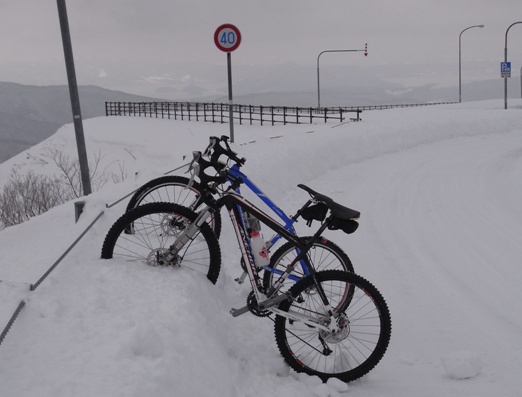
230, 305, 250, 317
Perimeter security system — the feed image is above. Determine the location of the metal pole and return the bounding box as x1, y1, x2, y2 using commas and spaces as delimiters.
317, 61, 321, 110
227, 52, 234, 143
504, 44, 508, 110
56, 0, 92, 195
459, 25, 484, 103
504, 22, 522, 109
317, 45, 367, 109
520, 66, 522, 99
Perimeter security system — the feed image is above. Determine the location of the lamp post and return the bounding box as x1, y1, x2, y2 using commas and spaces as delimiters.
458, 24, 484, 103
56, 0, 92, 196
317, 44, 367, 108
504, 22, 522, 109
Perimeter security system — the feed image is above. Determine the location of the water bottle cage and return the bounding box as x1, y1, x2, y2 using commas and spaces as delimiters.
244, 212, 261, 232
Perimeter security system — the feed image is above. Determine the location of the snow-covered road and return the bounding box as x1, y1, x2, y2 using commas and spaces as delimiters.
1, 100, 521, 396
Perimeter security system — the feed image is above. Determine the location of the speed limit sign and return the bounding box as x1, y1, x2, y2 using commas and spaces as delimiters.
214, 24, 241, 142
214, 24, 241, 52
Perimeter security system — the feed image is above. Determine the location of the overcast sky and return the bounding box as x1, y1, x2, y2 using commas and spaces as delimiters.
1, 0, 521, 99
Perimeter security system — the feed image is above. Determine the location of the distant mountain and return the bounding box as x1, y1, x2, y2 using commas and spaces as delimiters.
217, 78, 520, 107
1, 76, 519, 165
0, 111, 60, 164
0, 82, 164, 164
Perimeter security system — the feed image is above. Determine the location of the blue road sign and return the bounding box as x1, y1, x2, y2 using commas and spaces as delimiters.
501, 62, 511, 78
501, 62, 511, 72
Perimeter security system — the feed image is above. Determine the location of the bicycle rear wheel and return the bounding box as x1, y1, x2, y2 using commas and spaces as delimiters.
101, 202, 221, 283
126, 175, 222, 238
274, 270, 391, 383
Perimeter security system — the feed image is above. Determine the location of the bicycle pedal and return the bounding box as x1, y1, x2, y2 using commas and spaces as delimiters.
230, 305, 250, 317
235, 271, 248, 284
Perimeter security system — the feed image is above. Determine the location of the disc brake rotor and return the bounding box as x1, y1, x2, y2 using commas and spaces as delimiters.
160, 214, 187, 237
146, 248, 175, 267
319, 314, 350, 343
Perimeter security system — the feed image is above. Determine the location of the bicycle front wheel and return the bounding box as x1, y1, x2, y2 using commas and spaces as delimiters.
274, 270, 391, 383
126, 175, 222, 238
101, 202, 221, 283
262, 238, 354, 291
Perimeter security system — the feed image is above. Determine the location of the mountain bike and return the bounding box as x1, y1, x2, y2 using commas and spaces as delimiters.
125, 136, 298, 241
101, 151, 391, 382
124, 135, 354, 286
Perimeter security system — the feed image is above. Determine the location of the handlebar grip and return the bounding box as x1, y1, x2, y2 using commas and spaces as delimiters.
191, 151, 227, 187
208, 136, 246, 166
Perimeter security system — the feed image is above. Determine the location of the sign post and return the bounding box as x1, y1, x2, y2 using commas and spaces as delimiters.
214, 24, 241, 143
502, 61, 512, 109
503, 22, 522, 109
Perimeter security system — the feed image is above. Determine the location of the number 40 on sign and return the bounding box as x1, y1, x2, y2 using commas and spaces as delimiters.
214, 24, 242, 52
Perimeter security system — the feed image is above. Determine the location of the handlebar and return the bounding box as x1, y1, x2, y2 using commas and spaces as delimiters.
188, 150, 243, 191
205, 135, 246, 166
186, 135, 248, 193
189, 151, 226, 186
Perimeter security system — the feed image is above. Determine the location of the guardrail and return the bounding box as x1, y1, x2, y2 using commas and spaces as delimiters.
106, 100, 458, 126
338, 101, 457, 111
0, 208, 105, 349
105, 101, 362, 125
0, 300, 25, 347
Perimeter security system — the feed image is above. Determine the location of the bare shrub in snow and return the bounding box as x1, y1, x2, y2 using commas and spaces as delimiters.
0, 169, 72, 227
0, 148, 128, 228
43, 147, 128, 198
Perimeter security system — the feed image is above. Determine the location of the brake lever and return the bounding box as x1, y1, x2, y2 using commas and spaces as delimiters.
204, 137, 219, 157
185, 151, 202, 187
217, 136, 246, 166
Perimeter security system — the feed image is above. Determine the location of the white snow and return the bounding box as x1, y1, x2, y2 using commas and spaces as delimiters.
1, 99, 522, 396
442, 351, 482, 380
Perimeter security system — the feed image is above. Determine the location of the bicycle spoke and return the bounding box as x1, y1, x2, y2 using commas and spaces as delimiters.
274, 270, 391, 382
101, 203, 221, 283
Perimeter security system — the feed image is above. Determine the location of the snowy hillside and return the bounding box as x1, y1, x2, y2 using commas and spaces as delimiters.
0, 82, 164, 163
1, 99, 521, 397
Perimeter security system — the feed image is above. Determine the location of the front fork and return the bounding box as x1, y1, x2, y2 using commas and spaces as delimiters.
163, 206, 214, 263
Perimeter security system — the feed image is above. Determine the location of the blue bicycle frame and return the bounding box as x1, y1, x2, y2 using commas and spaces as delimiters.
229, 165, 296, 245
225, 163, 309, 281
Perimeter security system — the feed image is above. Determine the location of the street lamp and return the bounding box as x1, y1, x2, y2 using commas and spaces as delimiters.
317, 44, 367, 108
504, 22, 522, 109
458, 24, 484, 103
56, 0, 92, 196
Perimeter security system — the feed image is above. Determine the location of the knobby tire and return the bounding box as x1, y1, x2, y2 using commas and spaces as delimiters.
274, 270, 391, 383
101, 202, 221, 284
126, 175, 222, 239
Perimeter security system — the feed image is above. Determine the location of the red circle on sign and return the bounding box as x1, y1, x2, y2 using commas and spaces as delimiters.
214, 24, 241, 52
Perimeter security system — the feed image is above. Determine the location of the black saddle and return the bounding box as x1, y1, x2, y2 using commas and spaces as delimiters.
298, 184, 360, 220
